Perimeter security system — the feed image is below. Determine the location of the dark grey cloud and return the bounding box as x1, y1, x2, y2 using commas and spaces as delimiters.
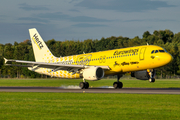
72, 23, 107, 27
123, 19, 176, 23
0, 22, 59, 44
18, 17, 50, 23
0, 15, 7, 21
69, 9, 80, 12
37, 12, 111, 22
19, 3, 49, 11
71, 16, 111, 22
38, 12, 70, 20
76, 0, 175, 12
0, 15, 6, 17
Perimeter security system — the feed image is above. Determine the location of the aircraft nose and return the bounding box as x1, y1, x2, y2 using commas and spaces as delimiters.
155, 53, 173, 67
165, 53, 173, 64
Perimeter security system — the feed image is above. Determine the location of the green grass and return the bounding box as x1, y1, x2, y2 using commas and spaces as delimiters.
0, 93, 180, 120
0, 79, 180, 119
0, 78, 180, 88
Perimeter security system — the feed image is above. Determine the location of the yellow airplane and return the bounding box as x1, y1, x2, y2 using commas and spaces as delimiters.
4, 28, 173, 89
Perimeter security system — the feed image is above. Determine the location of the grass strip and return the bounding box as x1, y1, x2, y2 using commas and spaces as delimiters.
0, 92, 180, 120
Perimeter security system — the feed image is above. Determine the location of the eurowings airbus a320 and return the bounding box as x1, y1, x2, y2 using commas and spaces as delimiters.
4, 28, 173, 89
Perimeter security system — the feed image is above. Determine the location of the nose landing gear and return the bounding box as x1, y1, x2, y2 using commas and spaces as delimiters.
149, 78, 155, 83
148, 69, 155, 83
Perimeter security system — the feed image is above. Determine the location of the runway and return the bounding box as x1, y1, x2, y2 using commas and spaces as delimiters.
0, 87, 180, 94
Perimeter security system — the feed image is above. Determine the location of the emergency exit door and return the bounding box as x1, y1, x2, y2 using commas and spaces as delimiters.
139, 47, 146, 60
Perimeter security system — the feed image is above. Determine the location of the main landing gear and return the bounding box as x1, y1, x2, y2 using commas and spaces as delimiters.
79, 75, 124, 89
79, 79, 89, 89
113, 74, 123, 89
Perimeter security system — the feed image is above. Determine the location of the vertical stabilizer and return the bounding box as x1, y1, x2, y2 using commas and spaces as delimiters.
29, 28, 56, 62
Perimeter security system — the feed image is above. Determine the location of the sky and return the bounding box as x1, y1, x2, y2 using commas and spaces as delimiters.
0, 0, 180, 44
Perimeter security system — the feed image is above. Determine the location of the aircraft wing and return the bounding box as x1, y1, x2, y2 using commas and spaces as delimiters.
4, 58, 110, 74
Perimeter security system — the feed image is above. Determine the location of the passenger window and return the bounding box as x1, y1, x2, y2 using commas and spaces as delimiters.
155, 50, 158, 53
151, 50, 154, 54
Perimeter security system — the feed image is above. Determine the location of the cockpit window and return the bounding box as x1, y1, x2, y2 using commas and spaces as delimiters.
151, 49, 167, 54
155, 50, 158, 53
151, 50, 154, 54
159, 50, 165, 52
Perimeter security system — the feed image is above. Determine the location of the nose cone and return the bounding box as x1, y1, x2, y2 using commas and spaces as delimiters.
167, 53, 173, 63
162, 53, 173, 65
150, 52, 173, 69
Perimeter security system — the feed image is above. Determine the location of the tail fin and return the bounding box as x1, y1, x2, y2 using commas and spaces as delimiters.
29, 28, 56, 62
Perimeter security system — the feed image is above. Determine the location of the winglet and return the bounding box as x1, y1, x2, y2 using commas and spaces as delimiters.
4, 58, 16, 64
4, 58, 8, 64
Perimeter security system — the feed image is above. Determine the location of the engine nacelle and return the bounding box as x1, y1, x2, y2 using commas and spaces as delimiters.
82, 66, 104, 81
131, 70, 155, 80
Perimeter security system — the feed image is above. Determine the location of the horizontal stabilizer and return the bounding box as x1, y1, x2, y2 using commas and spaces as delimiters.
4, 58, 10, 64
5, 64, 32, 67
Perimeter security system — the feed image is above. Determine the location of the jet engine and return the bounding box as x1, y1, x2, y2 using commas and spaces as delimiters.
81, 66, 104, 80
131, 70, 155, 80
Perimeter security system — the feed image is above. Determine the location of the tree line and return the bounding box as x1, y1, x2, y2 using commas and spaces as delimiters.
0, 29, 180, 78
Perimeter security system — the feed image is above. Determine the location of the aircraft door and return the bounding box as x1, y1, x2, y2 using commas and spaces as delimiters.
139, 47, 146, 60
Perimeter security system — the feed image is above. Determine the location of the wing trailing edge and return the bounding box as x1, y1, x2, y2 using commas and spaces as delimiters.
4, 58, 110, 73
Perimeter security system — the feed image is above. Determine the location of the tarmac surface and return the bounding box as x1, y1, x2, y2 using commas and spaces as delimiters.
0, 87, 180, 94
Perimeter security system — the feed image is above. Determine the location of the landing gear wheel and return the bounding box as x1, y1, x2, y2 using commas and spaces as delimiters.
118, 82, 123, 88
79, 82, 89, 89
84, 82, 89, 89
113, 82, 118, 89
113, 82, 123, 89
149, 78, 155, 83
79, 82, 85, 89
